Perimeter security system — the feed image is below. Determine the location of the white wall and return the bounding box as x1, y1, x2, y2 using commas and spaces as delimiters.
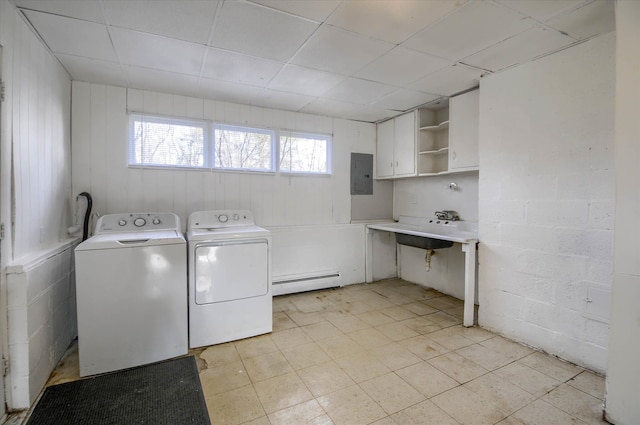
478, 33, 615, 373
605, 1, 640, 423
0, 0, 75, 410
71, 82, 378, 281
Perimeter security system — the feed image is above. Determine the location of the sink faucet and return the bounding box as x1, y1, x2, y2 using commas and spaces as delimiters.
435, 210, 460, 221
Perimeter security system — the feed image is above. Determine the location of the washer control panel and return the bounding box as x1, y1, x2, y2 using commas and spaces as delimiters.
189, 210, 255, 229
96, 212, 180, 233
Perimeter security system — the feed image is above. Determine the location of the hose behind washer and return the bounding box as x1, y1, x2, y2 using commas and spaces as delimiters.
78, 192, 93, 241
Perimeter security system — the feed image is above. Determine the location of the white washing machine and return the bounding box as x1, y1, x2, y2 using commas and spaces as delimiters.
75, 212, 188, 377
187, 210, 272, 348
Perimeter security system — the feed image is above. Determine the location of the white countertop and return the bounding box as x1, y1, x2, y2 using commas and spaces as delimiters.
367, 216, 478, 244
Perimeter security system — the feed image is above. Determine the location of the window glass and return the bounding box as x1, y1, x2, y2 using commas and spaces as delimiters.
279, 131, 331, 174
214, 125, 274, 171
128, 114, 207, 167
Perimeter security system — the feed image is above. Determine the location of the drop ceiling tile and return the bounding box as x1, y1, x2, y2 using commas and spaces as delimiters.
325, 77, 396, 105
22, 10, 116, 61
410, 63, 485, 97
201, 48, 283, 88
464, 27, 576, 72
495, 0, 588, 22
301, 98, 365, 119
546, 0, 615, 40
110, 28, 206, 76
124, 66, 200, 97
355, 46, 452, 86
251, 89, 315, 111
268, 65, 345, 97
211, 1, 319, 62
291, 25, 394, 75
103, 0, 218, 44
346, 105, 398, 123
14, 0, 105, 23
328, 0, 464, 44
198, 78, 264, 107
403, 1, 535, 62
57, 54, 126, 87
372, 89, 440, 112
249, 0, 341, 22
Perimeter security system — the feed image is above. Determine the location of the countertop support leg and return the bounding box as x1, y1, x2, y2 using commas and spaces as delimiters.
365, 228, 373, 283
462, 242, 477, 327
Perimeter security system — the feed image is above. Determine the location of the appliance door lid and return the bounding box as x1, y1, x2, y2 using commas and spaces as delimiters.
76, 230, 185, 250
188, 226, 270, 241
194, 240, 269, 304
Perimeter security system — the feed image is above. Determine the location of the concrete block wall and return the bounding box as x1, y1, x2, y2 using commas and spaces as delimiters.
478, 32, 615, 373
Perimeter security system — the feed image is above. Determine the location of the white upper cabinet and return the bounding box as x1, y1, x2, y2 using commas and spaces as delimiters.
375, 111, 416, 179
448, 89, 479, 171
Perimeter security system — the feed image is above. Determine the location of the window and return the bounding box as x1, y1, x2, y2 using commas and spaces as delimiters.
279, 131, 331, 174
128, 113, 330, 175
128, 114, 207, 167
214, 124, 274, 171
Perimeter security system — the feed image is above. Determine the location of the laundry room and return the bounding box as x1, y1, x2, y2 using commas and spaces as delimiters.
0, 0, 638, 424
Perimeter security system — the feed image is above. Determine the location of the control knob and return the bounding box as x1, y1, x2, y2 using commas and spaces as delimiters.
152, 218, 161, 225
233, 213, 240, 221
118, 219, 127, 226
134, 217, 146, 227
218, 214, 228, 223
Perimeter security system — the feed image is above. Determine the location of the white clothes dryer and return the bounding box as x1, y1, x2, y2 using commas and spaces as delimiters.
187, 210, 272, 348
75, 212, 188, 377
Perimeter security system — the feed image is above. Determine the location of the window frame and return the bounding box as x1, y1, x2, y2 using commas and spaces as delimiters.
127, 112, 332, 176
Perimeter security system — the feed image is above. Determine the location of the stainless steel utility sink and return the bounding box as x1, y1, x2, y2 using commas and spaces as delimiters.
395, 233, 454, 250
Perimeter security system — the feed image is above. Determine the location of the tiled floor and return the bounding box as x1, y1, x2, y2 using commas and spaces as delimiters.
40, 279, 607, 425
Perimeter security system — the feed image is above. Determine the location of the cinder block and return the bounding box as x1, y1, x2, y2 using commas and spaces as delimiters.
585, 319, 609, 347
526, 200, 589, 227
588, 201, 614, 229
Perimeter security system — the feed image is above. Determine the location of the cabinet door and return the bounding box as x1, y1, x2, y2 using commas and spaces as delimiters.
449, 89, 479, 170
376, 119, 394, 178
393, 111, 416, 177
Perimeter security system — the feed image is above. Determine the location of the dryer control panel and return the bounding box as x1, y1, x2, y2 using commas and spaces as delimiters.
189, 210, 255, 229
95, 212, 181, 233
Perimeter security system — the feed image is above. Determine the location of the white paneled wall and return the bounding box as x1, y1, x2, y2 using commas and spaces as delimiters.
0, 0, 74, 411
478, 33, 615, 373
71, 82, 378, 282
71, 83, 377, 229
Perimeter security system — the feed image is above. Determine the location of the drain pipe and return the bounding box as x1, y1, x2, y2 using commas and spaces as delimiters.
425, 249, 435, 271
77, 192, 93, 241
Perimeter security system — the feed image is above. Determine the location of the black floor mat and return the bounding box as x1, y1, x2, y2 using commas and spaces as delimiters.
26, 356, 210, 425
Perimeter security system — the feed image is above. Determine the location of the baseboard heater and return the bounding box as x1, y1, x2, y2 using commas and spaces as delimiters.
272, 271, 342, 296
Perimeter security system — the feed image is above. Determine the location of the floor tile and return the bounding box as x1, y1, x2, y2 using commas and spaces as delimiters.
402, 301, 439, 316
391, 399, 460, 425
335, 350, 391, 383
456, 343, 513, 371
268, 399, 334, 425
372, 342, 422, 371
480, 336, 533, 361
347, 327, 393, 349
355, 310, 397, 327
542, 384, 606, 425
425, 311, 463, 327
375, 321, 420, 341
235, 334, 279, 360
280, 341, 331, 370
199, 342, 241, 368
242, 416, 271, 425
513, 399, 585, 425
519, 351, 583, 382
380, 305, 418, 321
199, 360, 250, 396
399, 316, 441, 334
464, 372, 536, 415
273, 311, 298, 331
243, 350, 293, 382
496, 417, 526, 425
271, 327, 314, 350
427, 328, 476, 350
424, 296, 463, 310
205, 384, 265, 425
253, 372, 314, 414
395, 361, 459, 398
432, 386, 507, 425
567, 370, 605, 400
298, 361, 356, 397
360, 372, 425, 414
317, 334, 364, 359
429, 352, 489, 384
494, 362, 561, 397
323, 311, 370, 333
287, 311, 326, 326
302, 321, 344, 341
317, 384, 387, 425
399, 334, 450, 360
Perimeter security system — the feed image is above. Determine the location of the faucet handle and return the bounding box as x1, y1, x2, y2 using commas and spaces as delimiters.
435, 210, 460, 221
